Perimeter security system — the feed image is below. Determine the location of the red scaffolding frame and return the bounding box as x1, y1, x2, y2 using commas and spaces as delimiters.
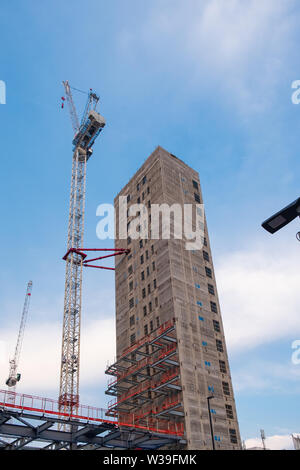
104, 319, 184, 434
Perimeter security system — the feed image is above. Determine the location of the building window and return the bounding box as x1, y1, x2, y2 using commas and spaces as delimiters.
147, 200, 151, 209
153, 279, 157, 289
129, 315, 135, 327
129, 298, 134, 309
142, 288, 146, 299
222, 381, 230, 396
203, 250, 210, 262
137, 196, 140, 204
127, 194, 131, 203
146, 250, 149, 260
137, 183, 140, 191
147, 284, 151, 294
194, 193, 200, 203
156, 317, 160, 327
208, 284, 215, 295
142, 175, 147, 185
139, 240, 143, 249
128, 265, 133, 275
141, 271, 145, 281
143, 305, 147, 316
152, 261, 156, 271
213, 320, 220, 332
149, 301, 152, 313
130, 333, 136, 345
140, 254, 144, 265
205, 266, 212, 278
219, 360, 227, 374
127, 236, 131, 245
151, 244, 154, 254
150, 320, 153, 332
129, 281, 133, 291
225, 405, 234, 420
192, 180, 199, 190
155, 297, 158, 307
144, 324, 148, 335
203, 237, 207, 246
229, 429, 238, 444
210, 301, 218, 313
216, 339, 223, 352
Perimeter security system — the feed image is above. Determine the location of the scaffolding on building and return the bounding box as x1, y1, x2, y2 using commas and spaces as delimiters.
105, 319, 185, 436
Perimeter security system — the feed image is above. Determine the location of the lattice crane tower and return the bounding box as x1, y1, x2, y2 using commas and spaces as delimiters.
59, 81, 105, 415
6, 280, 33, 393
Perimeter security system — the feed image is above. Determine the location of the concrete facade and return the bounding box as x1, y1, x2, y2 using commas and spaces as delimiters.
113, 146, 241, 450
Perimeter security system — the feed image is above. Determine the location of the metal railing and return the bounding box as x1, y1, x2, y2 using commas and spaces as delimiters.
0, 389, 183, 437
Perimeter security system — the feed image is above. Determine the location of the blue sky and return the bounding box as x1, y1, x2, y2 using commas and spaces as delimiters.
0, 0, 300, 449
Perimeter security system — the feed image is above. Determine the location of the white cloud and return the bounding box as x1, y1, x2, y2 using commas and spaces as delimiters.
124, 0, 297, 113
245, 433, 299, 450
215, 241, 300, 352
0, 317, 115, 398
233, 360, 300, 394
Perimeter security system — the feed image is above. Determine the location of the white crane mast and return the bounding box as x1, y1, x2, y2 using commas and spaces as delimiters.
6, 281, 33, 392
59, 81, 105, 418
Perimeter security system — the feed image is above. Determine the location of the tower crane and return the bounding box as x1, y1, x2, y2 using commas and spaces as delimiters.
59, 81, 105, 417
6, 281, 33, 392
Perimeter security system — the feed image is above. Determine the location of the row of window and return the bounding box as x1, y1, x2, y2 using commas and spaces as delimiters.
202, 338, 224, 356
192, 179, 200, 203
181, 177, 199, 190
139, 240, 155, 253
198, 317, 221, 333
216, 339, 223, 352
126, 176, 148, 203
192, 264, 212, 279
143, 317, 160, 335
141, 255, 156, 269
197, 300, 218, 314
141, 266, 154, 280
130, 315, 160, 344
128, 259, 156, 276
208, 381, 230, 397
195, 282, 215, 296
129, 294, 159, 313
142, 279, 157, 298
213, 428, 237, 445
204, 355, 227, 373
229, 428, 238, 444
136, 175, 147, 192
143, 298, 158, 316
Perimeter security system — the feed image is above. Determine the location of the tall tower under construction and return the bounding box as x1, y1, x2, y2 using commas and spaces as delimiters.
105, 146, 241, 450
